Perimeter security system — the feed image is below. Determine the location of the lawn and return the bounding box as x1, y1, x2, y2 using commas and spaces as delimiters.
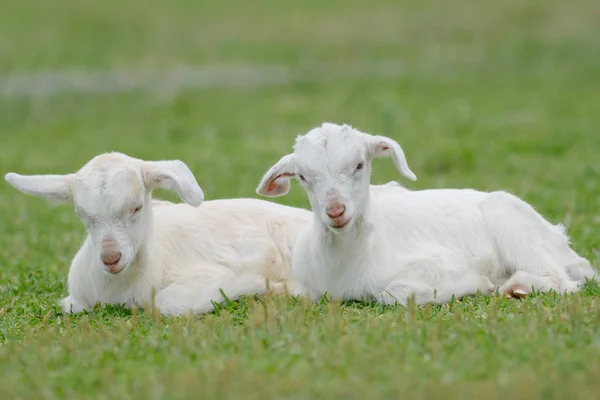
1, 0, 600, 398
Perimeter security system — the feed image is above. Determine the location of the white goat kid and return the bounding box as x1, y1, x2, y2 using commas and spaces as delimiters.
5, 153, 310, 315
257, 122, 596, 306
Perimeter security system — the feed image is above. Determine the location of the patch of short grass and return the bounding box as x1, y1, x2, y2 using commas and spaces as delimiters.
1, 0, 599, 398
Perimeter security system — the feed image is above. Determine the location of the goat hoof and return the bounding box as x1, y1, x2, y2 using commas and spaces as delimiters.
505, 284, 530, 299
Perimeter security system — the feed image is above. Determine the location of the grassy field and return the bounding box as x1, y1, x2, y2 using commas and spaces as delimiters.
1, 0, 600, 398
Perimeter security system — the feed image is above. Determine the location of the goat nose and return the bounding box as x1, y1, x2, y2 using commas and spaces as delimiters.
326, 203, 346, 219
101, 251, 121, 266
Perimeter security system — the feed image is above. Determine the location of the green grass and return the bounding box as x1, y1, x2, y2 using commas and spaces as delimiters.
1, 0, 600, 398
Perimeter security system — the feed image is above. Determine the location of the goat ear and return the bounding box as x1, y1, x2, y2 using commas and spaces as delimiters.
367, 135, 417, 181
256, 154, 296, 197
142, 160, 204, 206
4, 172, 74, 204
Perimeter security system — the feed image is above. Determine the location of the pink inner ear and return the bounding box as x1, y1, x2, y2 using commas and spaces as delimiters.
267, 179, 280, 193
267, 173, 293, 193
376, 142, 390, 152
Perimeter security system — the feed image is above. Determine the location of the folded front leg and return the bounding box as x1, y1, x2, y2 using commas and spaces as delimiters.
154, 272, 275, 316
378, 249, 494, 306
60, 295, 92, 314
380, 272, 494, 306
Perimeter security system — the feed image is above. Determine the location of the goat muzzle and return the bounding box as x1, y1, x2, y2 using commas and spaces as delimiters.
326, 203, 346, 219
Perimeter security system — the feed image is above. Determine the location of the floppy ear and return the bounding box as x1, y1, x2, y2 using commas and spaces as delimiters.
367, 135, 417, 181
142, 160, 204, 206
4, 172, 75, 204
256, 154, 296, 197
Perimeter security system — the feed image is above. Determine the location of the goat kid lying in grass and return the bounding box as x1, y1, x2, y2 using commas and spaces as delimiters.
5, 153, 311, 316
257, 122, 596, 305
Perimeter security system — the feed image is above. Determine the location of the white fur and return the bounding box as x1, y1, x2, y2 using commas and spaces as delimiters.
257, 122, 596, 305
5, 152, 311, 315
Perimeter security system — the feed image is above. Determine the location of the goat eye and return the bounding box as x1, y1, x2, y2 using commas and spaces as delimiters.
356, 162, 365, 171
132, 205, 143, 214
298, 174, 306, 182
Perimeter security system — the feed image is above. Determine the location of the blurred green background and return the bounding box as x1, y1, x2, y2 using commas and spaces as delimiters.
1, 0, 599, 398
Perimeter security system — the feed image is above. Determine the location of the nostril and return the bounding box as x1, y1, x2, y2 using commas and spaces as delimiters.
326, 204, 346, 219
101, 251, 121, 266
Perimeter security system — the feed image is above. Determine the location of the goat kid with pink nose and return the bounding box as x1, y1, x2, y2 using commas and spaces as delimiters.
257, 122, 596, 305
5, 153, 311, 315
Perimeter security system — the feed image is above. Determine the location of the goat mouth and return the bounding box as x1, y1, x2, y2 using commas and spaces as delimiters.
328, 217, 352, 230
103, 262, 125, 275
